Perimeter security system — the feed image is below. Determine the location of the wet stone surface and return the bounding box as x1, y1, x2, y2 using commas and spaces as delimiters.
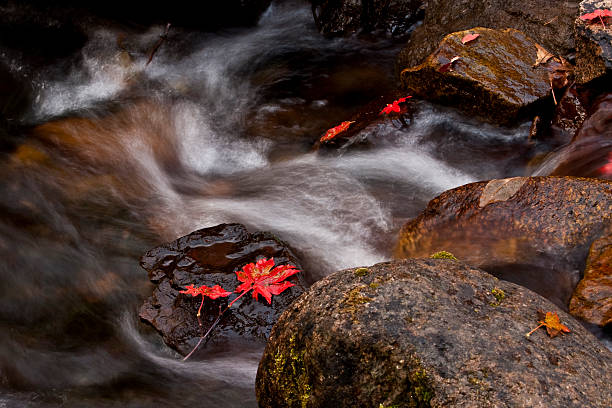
396, 0, 578, 69
257, 259, 612, 407
400, 28, 552, 125
570, 234, 612, 326
139, 223, 305, 356
395, 176, 612, 310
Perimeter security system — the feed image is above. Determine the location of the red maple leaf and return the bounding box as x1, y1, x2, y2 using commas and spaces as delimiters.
234, 258, 299, 304
180, 284, 232, 316
580, 9, 612, 29
380, 96, 412, 115
180, 284, 233, 299
461, 33, 480, 44
320, 121, 354, 142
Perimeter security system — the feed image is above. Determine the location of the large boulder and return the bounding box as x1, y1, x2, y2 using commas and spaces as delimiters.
394, 176, 612, 309
397, 0, 578, 70
257, 259, 612, 407
400, 28, 552, 125
139, 223, 305, 356
570, 234, 612, 326
574, 0, 612, 84
311, 0, 424, 37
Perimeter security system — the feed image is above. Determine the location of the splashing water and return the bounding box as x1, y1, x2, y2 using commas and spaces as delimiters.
0, 2, 540, 406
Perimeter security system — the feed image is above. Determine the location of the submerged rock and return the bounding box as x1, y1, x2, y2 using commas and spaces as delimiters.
395, 176, 612, 309
139, 223, 305, 356
397, 0, 578, 69
311, 0, 424, 37
570, 234, 612, 326
257, 259, 612, 407
400, 28, 552, 125
574, 0, 612, 84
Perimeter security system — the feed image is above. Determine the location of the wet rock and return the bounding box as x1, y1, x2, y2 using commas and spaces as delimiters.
570, 234, 612, 326
551, 85, 588, 142
315, 90, 416, 151
395, 176, 612, 309
400, 28, 552, 125
572, 92, 612, 142
574, 0, 612, 84
139, 223, 305, 356
311, 0, 424, 37
534, 93, 612, 178
397, 0, 578, 70
257, 259, 612, 408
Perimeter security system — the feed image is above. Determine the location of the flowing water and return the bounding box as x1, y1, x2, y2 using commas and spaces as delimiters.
0, 2, 570, 406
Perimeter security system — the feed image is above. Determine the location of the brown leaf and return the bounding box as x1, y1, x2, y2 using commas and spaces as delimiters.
527, 310, 571, 338
533, 43, 553, 67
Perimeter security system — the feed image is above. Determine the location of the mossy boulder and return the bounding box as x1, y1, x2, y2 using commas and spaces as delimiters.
395, 176, 612, 309
397, 0, 577, 70
400, 28, 552, 125
574, 0, 612, 84
570, 234, 612, 326
256, 259, 612, 407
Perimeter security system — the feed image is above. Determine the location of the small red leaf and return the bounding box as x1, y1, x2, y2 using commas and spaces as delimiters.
180, 284, 232, 300
379, 96, 412, 116
580, 9, 612, 29
439, 56, 461, 73
320, 121, 355, 142
461, 33, 480, 44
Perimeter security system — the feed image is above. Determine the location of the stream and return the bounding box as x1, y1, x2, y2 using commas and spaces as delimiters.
0, 2, 555, 406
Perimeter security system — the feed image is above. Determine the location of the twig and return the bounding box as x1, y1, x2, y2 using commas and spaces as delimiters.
550, 78, 557, 105
543, 16, 558, 26
182, 288, 251, 361
146, 23, 171, 67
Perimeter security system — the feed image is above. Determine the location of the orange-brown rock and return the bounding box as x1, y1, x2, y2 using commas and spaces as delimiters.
400, 28, 552, 125
395, 176, 612, 309
570, 235, 612, 326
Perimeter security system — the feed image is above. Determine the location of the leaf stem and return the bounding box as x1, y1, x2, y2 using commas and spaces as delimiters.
525, 323, 545, 337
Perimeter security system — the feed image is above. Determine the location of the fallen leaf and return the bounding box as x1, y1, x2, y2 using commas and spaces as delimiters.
580, 8, 612, 29
380, 96, 412, 115
526, 310, 571, 338
180, 284, 232, 300
461, 33, 480, 44
234, 258, 300, 304
439, 56, 461, 73
533, 43, 553, 67
319, 121, 355, 142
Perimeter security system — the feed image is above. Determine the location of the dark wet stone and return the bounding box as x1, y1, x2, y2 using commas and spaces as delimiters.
574, 0, 612, 84
551, 85, 588, 142
257, 259, 612, 407
314, 90, 416, 151
397, 0, 578, 70
139, 223, 305, 356
536, 93, 612, 179
395, 176, 612, 309
400, 28, 551, 125
311, 0, 424, 38
570, 234, 612, 327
